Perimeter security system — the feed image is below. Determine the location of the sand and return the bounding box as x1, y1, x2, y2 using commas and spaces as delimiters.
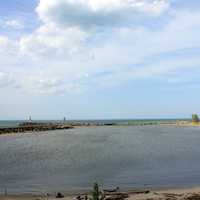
1, 187, 200, 200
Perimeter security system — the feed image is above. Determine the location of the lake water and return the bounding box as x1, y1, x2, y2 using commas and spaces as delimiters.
0, 125, 200, 194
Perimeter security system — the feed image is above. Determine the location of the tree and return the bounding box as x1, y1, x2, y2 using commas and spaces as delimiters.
192, 114, 199, 123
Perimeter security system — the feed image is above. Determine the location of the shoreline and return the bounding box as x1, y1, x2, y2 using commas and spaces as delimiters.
1, 186, 200, 200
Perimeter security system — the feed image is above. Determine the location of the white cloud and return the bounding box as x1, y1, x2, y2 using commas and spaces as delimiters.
1, 1, 200, 96
20, 23, 89, 58
13, 73, 84, 95
0, 72, 15, 87
4, 20, 23, 29
36, 0, 170, 29
0, 36, 17, 53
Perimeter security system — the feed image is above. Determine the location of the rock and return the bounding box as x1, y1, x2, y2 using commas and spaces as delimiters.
76, 195, 82, 200
56, 192, 64, 198
76, 195, 85, 200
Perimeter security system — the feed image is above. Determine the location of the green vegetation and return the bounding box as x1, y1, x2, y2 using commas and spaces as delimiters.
192, 114, 199, 123
90, 183, 105, 200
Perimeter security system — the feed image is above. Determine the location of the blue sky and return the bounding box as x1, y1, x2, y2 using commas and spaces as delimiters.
0, 0, 200, 120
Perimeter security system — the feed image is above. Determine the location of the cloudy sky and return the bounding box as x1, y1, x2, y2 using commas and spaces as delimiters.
0, 0, 200, 120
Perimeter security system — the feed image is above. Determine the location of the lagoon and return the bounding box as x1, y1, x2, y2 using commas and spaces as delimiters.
0, 126, 200, 194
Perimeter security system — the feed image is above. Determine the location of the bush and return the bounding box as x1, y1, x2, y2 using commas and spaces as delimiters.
90, 183, 105, 200
192, 114, 199, 123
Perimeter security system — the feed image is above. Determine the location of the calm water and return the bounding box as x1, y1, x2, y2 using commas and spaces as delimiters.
0, 125, 200, 194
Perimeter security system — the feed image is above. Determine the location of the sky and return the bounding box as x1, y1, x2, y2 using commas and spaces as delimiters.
0, 0, 200, 120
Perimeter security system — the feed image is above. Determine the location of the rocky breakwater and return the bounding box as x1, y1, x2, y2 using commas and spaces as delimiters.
0, 122, 73, 135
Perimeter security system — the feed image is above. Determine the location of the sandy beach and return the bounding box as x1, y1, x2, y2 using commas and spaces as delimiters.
1, 187, 200, 200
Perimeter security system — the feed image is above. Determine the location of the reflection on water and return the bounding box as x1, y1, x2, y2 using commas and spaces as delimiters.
0, 126, 200, 194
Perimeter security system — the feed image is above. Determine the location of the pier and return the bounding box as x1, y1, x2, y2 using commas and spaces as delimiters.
0, 122, 73, 135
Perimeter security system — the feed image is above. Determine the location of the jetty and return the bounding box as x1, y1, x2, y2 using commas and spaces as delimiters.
0, 122, 73, 135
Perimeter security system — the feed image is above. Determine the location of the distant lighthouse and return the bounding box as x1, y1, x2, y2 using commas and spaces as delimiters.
29, 116, 32, 122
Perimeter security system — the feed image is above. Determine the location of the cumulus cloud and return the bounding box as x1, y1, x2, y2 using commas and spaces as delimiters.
36, 0, 170, 29
1, 0, 200, 96
20, 23, 89, 58
18, 0, 169, 59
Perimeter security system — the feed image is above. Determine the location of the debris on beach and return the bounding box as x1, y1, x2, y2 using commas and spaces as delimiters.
184, 193, 200, 200
56, 192, 65, 198
103, 187, 120, 193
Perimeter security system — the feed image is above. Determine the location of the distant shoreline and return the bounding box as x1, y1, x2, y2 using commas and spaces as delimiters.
0, 120, 200, 136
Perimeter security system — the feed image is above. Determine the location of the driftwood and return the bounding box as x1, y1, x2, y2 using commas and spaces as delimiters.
184, 193, 200, 200
129, 190, 150, 195
163, 193, 182, 199
104, 193, 129, 200
104, 187, 120, 193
